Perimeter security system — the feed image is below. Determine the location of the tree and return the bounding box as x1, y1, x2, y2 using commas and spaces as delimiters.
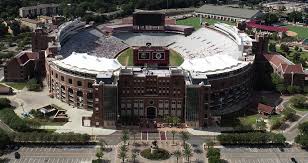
0, 129, 10, 149
282, 107, 298, 122
183, 144, 193, 162
280, 44, 289, 54
121, 130, 130, 145
294, 52, 301, 63
0, 23, 8, 37
262, 13, 279, 25
294, 46, 299, 51
9, 21, 20, 36
276, 84, 286, 94
287, 11, 303, 23
171, 116, 181, 126
269, 43, 276, 52
173, 150, 182, 163
0, 98, 11, 108
118, 145, 128, 163
298, 122, 308, 135
256, 119, 267, 130
180, 131, 190, 146
207, 147, 220, 158
171, 130, 177, 144
290, 95, 307, 105
96, 150, 104, 160
295, 122, 308, 148
131, 152, 137, 163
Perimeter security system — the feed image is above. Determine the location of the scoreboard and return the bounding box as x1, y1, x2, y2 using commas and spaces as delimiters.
133, 11, 165, 26
133, 46, 169, 66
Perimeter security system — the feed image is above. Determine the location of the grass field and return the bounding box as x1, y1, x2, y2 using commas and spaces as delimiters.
286, 25, 308, 39
117, 48, 133, 66
169, 50, 184, 66
239, 114, 258, 126
2, 82, 27, 90
117, 48, 184, 66
176, 17, 236, 29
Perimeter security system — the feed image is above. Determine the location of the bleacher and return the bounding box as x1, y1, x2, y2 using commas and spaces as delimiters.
60, 28, 128, 59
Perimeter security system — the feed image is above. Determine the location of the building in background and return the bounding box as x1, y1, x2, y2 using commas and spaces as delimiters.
4, 51, 40, 82
195, 5, 262, 22
19, 4, 60, 18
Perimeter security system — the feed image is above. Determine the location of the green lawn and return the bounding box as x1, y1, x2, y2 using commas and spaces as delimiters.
269, 115, 283, 125
117, 48, 184, 66
289, 103, 308, 111
239, 114, 258, 126
176, 17, 236, 29
286, 25, 308, 39
117, 48, 133, 66
3, 82, 27, 90
169, 50, 184, 66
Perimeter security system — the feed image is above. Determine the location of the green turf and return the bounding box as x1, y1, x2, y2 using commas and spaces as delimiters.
117, 48, 133, 66
286, 25, 308, 39
4, 82, 27, 90
169, 50, 184, 66
239, 115, 258, 126
176, 17, 236, 29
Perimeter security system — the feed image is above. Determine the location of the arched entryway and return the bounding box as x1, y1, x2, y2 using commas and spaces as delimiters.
146, 107, 157, 119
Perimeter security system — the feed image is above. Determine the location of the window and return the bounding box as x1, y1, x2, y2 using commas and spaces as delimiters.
55, 74, 58, 78
61, 76, 64, 81
68, 78, 72, 84
77, 81, 82, 86
88, 82, 93, 88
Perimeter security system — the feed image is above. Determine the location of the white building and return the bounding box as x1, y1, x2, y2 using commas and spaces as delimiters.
19, 4, 60, 18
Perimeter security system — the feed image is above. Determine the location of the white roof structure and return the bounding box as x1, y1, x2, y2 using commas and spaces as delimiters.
180, 55, 248, 75
53, 52, 121, 74
169, 23, 253, 75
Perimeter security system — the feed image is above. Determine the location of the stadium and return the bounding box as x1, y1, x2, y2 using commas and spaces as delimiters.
45, 11, 263, 129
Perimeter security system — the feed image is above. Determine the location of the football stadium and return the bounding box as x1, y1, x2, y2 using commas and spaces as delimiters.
44, 11, 266, 128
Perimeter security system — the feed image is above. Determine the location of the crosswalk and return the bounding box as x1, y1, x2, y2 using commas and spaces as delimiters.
139, 131, 169, 141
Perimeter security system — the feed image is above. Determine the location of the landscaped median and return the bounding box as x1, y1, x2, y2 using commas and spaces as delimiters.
217, 132, 286, 145
0, 97, 93, 146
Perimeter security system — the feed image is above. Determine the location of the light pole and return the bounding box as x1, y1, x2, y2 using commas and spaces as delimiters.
291, 71, 294, 87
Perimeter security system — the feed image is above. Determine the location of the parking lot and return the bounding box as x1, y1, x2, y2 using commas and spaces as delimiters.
1, 145, 116, 163
221, 147, 308, 163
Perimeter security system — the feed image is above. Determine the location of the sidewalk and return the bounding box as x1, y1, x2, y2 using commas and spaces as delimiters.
186, 128, 222, 136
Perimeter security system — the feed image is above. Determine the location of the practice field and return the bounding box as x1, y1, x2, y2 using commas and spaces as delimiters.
176, 17, 236, 29
116, 48, 184, 66
286, 25, 308, 39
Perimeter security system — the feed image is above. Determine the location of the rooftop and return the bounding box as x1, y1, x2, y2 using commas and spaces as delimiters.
53, 52, 121, 75
264, 54, 304, 74
196, 5, 262, 19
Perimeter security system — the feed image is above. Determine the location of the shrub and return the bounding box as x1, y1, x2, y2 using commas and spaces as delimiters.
290, 95, 307, 108
217, 132, 286, 145
282, 107, 298, 122
271, 119, 283, 130
0, 98, 11, 109
0, 108, 30, 132
207, 147, 221, 163
13, 132, 90, 144
0, 129, 10, 149
26, 78, 41, 91
140, 148, 170, 160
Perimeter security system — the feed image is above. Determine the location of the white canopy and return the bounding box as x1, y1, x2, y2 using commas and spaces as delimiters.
53, 52, 121, 74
